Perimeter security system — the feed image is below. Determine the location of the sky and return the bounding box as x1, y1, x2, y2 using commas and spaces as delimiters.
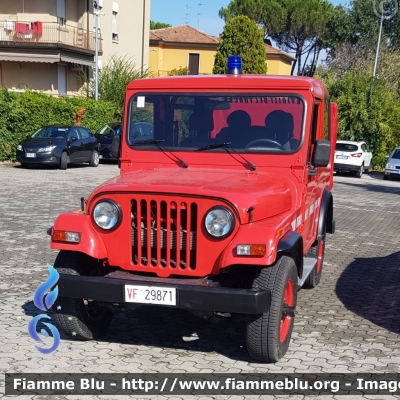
150, 0, 346, 37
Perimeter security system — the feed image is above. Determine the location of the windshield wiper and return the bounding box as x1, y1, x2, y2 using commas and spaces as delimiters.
195, 142, 231, 152
195, 142, 256, 171
131, 139, 188, 168
131, 139, 165, 146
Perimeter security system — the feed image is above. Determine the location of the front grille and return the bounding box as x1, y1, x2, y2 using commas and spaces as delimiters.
396, 166, 400, 170
131, 198, 198, 271
24, 148, 38, 153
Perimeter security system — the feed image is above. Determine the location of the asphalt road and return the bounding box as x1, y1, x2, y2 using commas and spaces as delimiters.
0, 163, 399, 399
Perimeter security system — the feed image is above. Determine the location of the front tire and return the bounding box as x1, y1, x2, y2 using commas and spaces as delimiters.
89, 150, 99, 167
60, 152, 68, 170
246, 256, 297, 363
53, 251, 113, 340
383, 175, 389, 180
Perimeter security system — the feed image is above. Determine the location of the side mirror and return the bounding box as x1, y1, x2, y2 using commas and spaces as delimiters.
312, 139, 331, 167
111, 135, 121, 160
68, 137, 78, 142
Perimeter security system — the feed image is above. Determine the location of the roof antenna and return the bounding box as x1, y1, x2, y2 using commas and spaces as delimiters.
197, 3, 207, 29
185, 5, 191, 25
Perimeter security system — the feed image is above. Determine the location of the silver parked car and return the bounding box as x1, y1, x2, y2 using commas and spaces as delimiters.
384, 147, 400, 180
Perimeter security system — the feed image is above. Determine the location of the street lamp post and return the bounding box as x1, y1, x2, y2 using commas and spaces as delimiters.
94, 0, 99, 100
373, 11, 384, 77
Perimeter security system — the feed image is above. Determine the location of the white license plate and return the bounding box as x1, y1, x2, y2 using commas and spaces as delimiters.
99, 155, 104, 159
336, 155, 347, 160
25, 153, 36, 158
125, 285, 177, 305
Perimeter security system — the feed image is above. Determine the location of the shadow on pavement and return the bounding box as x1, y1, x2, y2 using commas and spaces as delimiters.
335, 181, 400, 195
335, 251, 400, 335
22, 300, 252, 362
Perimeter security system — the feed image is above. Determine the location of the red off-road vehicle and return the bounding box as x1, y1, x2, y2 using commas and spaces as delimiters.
50, 58, 336, 362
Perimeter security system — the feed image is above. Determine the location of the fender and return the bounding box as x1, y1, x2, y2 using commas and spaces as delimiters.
277, 230, 303, 279
317, 189, 335, 241
50, 212, 107, 259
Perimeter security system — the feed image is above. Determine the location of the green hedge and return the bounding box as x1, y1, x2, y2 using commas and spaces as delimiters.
0, 89, 118, 161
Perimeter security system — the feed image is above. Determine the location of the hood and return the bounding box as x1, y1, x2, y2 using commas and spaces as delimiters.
388, 156, 400, 166
21, 137, 65, 147
91, 168, 295, 223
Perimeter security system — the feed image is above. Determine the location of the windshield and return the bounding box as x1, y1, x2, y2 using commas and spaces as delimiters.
96, 123, 122, 135
31, 127, 68, 139
390, 149, 400, 159
127, 94, 305, 153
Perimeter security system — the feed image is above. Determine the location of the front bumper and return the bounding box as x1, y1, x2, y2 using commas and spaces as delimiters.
58, 271, 271, 314
384, 169, 400, 177
16, 150, 60, 164
334, 163, 362, 172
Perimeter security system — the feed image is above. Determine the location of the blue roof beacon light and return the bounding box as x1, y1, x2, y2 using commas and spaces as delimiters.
226, 55, 242, 75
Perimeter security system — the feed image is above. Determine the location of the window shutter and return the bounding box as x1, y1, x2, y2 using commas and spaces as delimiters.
57, 0, 66, 19
112, 15, 118, 34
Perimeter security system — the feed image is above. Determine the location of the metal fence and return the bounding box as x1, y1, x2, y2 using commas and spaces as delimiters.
0, 21, 101, 52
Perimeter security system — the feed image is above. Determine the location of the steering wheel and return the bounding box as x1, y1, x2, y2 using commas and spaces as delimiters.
245, 138, 286, 150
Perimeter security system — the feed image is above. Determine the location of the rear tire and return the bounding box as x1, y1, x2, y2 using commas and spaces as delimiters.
53, 251, 113, 340
303, 240, 325, 289
60, 152, 68, 170
355, 164, 363, 178
89, 150, 99, 167
246, 256, 297, 362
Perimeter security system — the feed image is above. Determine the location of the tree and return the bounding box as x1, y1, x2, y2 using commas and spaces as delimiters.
81, 56, 148, 117
150, 21, 172, 30
219, 0, 286, 38
329, 71, 400, 168
219, 0, 334, 76
213, 15, 267, 74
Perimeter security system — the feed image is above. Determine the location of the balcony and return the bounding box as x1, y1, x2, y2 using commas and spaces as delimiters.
0, 21, 102, 66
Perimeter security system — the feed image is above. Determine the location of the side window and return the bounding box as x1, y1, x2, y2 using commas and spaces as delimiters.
324, 97, 330, 140
68, 128, 81, 140
308, 104, 319, 163
79, 128, 90, 139
361, 144, 366, 152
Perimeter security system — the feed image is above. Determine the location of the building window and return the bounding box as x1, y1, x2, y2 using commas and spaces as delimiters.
58, 64, 67, 95
112, 13, 118, 41
57, 0, 66, 26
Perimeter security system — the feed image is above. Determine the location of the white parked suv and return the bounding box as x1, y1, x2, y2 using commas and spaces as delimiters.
334, 140, 373, 178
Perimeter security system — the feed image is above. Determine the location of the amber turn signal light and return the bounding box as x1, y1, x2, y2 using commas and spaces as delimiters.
236, 244, 266, 256
52, 230, 81, 243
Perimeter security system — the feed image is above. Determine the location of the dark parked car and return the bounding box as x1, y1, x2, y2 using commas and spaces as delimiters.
95, 121, 154, 160
16, 125, 100, 170
129, 122, 154, 143
94, 122, 122, 160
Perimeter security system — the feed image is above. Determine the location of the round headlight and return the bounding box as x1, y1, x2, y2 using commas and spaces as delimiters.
93, 200, 121, 230
205, 207, 234, 238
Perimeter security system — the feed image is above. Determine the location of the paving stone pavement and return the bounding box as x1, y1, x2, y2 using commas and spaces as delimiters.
0, 163, 399, 399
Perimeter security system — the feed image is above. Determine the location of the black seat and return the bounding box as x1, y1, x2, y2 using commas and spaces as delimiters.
216, 110, 251, 148
265, 110, 298, 150
180, 111, 214, 148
